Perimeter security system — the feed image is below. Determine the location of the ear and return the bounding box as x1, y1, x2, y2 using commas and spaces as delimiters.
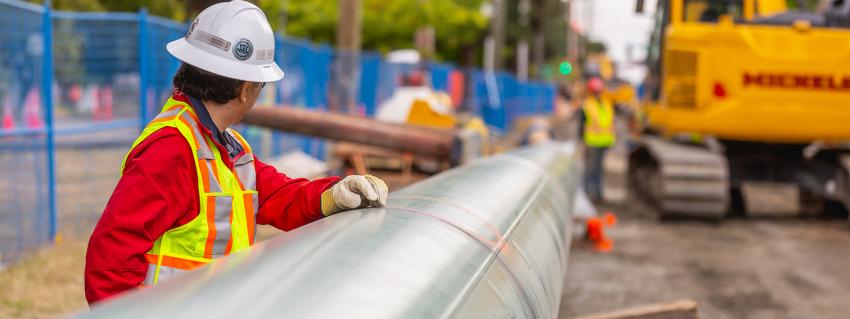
238, 82, 250, 104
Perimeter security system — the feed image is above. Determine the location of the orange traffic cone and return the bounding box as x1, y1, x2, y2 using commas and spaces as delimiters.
2, 113, 12, 130
585, 211, 617, 252
68, 84, 82, 104
2, 95, 14, 131
93, 85, 113, 121
23, 87, 43, 129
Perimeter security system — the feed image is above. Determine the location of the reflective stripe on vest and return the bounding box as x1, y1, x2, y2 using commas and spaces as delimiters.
582, 97, 616, 148
123, 97, 259, 286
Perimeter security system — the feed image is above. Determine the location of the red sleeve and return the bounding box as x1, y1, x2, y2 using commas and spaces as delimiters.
84, 128, 199, 305
254, 156, 341, 231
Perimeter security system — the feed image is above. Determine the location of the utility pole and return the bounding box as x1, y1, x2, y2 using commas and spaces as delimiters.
333, 0, 362, 114
584, 0, 593, 39
486, 0, 506, 71
415, 26, 436, 61
517, 42, 529, 81
278, 0, 289, 34
336, 0, 361, 51
517, 0, 530, 81
483, 0, 504, 113
566, 0, 579, 61
530, 0, 546, 78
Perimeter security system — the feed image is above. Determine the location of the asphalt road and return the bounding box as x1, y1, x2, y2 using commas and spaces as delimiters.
559, 197, 850, 319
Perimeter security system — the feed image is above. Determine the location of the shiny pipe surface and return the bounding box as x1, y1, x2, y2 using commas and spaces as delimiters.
241, 105, 455, 159
79, 142, 579, 319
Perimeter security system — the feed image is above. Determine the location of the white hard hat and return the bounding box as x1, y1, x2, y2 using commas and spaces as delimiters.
386, 49, 421, 64
166, 0, 284, 82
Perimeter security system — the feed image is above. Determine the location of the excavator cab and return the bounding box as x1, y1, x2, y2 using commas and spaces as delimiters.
684, 0, 743, 22
637, 0, 783, 19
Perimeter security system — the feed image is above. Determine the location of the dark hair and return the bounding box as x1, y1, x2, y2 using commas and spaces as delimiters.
172, 63, 244, 104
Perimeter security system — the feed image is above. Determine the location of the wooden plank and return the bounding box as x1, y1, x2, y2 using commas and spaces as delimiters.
574, 299, 699, 319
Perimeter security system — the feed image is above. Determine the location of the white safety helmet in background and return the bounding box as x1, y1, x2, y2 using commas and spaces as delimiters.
166, 0, 284, 82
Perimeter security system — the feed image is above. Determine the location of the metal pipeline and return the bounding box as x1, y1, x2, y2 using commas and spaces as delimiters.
241, 105, 456, 159
78, 142, 579, 319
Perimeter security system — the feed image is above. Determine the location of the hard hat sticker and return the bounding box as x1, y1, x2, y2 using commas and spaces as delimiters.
233, 39, 253, 61
186, 18, 198, 39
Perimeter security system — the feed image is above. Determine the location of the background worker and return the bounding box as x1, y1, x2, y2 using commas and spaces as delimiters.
84, 0, 387, 305
578, 77, 616, 202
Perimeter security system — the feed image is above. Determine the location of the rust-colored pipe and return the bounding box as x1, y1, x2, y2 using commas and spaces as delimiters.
241, 106, 455, 159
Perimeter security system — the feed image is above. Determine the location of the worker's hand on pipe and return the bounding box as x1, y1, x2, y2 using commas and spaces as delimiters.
321, 174, 389, 216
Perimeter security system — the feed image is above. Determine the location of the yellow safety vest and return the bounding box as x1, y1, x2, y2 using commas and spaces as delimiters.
122, 97, 258, 286
582, 97, 616, 148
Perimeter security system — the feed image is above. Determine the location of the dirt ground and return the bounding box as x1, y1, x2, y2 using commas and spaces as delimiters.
0, 225, 313, 318
559, 198, 850, 319
0, 239, 88, 318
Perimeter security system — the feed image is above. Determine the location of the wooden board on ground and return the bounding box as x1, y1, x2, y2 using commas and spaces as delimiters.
574, 299, 699, 319
334, 142, 416, 172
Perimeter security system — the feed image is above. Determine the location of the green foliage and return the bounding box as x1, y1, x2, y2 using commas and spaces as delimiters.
34, 0, 103, 11
284, 0, 488, 62
785, 0, 819, 10
31, 0, 185, 20
102, 0, 186, 21
502, 0, 570, 75
30, 0, 489, 64
53, 19, 85, 84
586, 41, 607, 54
282, 1, 337, 44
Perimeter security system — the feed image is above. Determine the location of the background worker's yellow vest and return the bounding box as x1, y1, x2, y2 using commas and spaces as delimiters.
122, 97, 258, 286
582, 97, 616, 148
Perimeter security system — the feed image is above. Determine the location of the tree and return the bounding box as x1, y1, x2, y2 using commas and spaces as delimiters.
502, 0, 569, 77
283, 0, 489, 64
32, 0, 103, 11
31, 0, 185, 20
280, 1, 337, 44
30, 0, 489, 65
103, 0, 186, 21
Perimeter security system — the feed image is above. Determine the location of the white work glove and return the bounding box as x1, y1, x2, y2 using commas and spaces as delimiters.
321, 174, 389, 216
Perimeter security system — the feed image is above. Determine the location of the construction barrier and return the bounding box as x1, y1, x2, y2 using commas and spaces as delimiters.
0, 0, 52, 264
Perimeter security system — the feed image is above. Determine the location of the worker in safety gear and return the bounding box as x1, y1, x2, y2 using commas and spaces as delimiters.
578, 77, 615, 202
85, 0, 388, 305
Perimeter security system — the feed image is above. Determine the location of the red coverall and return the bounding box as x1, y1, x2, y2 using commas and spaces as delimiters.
85, 98, 340, 304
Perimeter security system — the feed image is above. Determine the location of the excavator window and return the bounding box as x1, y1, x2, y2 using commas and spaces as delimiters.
646, 0, 669, 101
683, 0, 744, 22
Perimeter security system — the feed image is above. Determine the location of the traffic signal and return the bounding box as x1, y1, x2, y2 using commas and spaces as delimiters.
558, 60, 573, 75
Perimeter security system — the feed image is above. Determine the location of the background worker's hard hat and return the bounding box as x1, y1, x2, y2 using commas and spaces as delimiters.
166, 0, 284, 82
587, 77, 604, 94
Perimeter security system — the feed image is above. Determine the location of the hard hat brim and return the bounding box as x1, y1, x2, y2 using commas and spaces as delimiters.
167, 38, 284, 83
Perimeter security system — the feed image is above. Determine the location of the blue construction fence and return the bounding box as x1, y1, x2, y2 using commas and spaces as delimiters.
0, 0, 554, 264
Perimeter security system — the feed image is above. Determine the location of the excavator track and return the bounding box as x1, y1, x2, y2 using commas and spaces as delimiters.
630, 137, 730, 219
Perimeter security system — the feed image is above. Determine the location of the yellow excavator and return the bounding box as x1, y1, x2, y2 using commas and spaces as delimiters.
632, 0, 850, 218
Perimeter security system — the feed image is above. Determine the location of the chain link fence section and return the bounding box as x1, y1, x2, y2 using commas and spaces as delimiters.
0, 0, 51, 265
51, 11, 140, 237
